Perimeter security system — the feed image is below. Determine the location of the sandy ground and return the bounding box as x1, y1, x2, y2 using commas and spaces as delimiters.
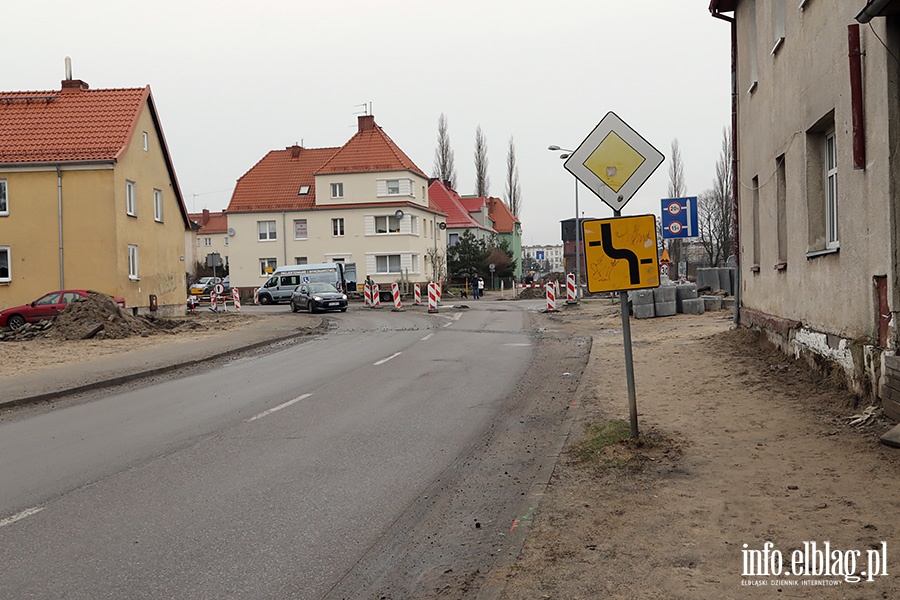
5, 299, 900, 598
491, 299, 900, 599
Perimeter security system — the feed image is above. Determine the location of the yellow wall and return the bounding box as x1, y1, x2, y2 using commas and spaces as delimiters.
0, 102, 188, 313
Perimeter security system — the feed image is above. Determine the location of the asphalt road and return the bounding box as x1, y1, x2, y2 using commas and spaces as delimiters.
0, 302, 545, 599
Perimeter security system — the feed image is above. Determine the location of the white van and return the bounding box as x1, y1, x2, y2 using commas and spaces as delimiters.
256, 263, 348, 305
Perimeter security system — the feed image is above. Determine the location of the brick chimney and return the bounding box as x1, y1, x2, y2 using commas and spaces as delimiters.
202, 208, 210, 226
60, 79, 89, 93
358, 114, 376, 132
289, 144, 302, 160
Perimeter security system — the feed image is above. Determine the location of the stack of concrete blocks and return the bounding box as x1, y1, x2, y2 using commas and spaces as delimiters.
676, 283, 705, 314
701, 295, 723, 311
632, 289, 655, 319
697, 267, 736, 295
653, 284, 677, 317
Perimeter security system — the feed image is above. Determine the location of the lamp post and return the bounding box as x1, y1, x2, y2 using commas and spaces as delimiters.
548, 145, 581, 299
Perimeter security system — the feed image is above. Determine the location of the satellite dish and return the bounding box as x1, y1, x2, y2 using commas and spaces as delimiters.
227, 228, 236, 237
394, 209, 404, 220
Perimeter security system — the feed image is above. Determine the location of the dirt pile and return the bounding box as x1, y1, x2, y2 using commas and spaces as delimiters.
49, 293, 157, 340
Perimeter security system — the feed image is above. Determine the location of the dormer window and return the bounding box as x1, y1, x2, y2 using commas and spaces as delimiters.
331, 182, 344, 198
298, 185, 310, 195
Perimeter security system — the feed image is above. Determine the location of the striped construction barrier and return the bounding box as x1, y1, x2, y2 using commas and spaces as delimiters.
364, 283, 372, 307
427, 283, 439, 313
232, 288, 241, 310
253, 287, 259, 305
391, 282, 402, 310
436, 282, 442, 304
566, 273, 577, 304
210, 291, 219, 311
372, 284, 381, 308
546, 282, 557, 311
414, 283, 421, 305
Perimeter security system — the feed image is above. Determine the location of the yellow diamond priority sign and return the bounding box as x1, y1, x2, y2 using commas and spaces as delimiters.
581, 215, 660, 293
564, 112, 664, 212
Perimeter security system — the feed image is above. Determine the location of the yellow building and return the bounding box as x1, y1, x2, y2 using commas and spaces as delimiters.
0, 73, 191, 315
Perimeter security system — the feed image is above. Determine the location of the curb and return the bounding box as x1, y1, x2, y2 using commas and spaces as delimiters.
475, 333, 597, 600
0, 322, 326, 411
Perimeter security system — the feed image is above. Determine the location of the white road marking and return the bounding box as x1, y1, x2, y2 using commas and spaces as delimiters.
504, 343, 532, 347
421, 333, 434, 341
442, 322, 453, 328
374, 352, 401, 365
248, 393, 312, 422
0, 506, 44, 528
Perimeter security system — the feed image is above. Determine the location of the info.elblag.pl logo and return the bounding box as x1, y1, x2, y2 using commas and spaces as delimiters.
742, 541, 888, 585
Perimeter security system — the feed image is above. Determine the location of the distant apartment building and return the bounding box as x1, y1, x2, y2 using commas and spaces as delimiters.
522, 244, 564, 274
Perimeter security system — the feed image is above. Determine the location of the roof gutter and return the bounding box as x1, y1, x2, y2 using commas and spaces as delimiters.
57, 164, 65, 290
856, 0, 895, 23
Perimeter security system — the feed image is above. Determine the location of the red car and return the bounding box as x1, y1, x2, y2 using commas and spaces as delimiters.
0, 290, 126, 330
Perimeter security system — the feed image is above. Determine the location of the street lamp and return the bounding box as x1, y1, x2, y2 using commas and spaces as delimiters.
548, 145, 581, 299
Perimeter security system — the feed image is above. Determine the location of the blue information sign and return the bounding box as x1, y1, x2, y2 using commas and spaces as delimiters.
661, 197, 699, 239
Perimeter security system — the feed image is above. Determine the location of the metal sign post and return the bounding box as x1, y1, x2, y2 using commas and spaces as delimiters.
565, 112, 665, 439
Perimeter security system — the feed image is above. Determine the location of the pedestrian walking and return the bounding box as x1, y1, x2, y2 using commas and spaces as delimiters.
478, 276, 485, 299
471, 275, 479, 300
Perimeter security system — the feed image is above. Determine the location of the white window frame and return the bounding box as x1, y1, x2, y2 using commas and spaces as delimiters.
376, 254, 402, 274
0, 246, 10, 282
153, 188, 163, 222
332, 218, 345, 237
375, 215, 401, 234
386, 179, 401, 195
128, 245, 139, 280
142, 132, 149, 151
331, 182, 344, 198
258, 220, 277, 241
825, 130, 839, 249
0, 179, 7, 215
410, 215, 419, 235
126, 180, 137, 216
294, 219, 308, 240
298, 185, 310, 195
204, 237, 212, 247
260, 258, 277, 276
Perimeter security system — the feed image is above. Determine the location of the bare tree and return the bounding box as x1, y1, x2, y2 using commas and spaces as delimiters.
666, 139, 687, 271
504, 135, 522, 216
432, 113, 457, 189
474, 125, 490, 197
425, 246, 446, 282
698, 126, 735, 266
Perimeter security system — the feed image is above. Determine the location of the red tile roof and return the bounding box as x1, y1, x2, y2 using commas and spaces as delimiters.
486, 196, 520, 234
188, 210, 228, 234
0, 84, 149, 163
315, 115, 426, 177
227, 146, 339, 213
428, 180, 494, 231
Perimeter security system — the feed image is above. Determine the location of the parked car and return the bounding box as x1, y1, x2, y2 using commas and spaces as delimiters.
222, 275, 230, 291
189, 276, 223, 296
0, 290, 126, 330
290, 282, 348, 313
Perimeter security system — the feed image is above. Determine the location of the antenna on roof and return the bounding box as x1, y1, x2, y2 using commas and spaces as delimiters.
353, 102, 371, 116
65, 56, 72, 80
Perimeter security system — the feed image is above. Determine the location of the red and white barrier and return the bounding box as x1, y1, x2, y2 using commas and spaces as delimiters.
566, 273, 576, 303
546, 282, 557, 311
364, 283, 372, 307
427, 283, 439, 313
391, 282, 402, 310
372, 284, 381, 308
436, 282, 442, 304
210, 291, 219, 311
232, 288, 241, 310
253, 288, 259, 305
414, 283, 421, 305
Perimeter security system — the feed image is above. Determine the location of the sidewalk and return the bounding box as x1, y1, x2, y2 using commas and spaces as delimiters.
1, 314, 321, 409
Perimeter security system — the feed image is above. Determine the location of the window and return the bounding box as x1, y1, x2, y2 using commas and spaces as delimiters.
196, 238, 201, 247
410, 215, 418, 235
142, 132, 149, 151
375, 215, 401, 234
224, 237, 229, 247
295, 257, 308, 265
772, 0, 785, 54
294, 219, 308, 240
449, 233, 459, 247
776, 155, 787, 266
204, 237, 212, 247
153, 189, 163, 222
751, 176, 761, 270
747, 1, 759, 93
0, 180, 7, 215
258, 220, 277, 241
260, 258, 277, 276
825, 131, 839, 249
298, 185, 310, 195
0, 246, 9, 281
331, 182, 344, 198
387, 179, 400, 195
332, 218, 344, 236
126, 180, 136, 216
128, 245, 139, 280
376, 254, 402, 274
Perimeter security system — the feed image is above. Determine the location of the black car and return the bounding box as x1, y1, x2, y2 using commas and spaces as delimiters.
290, 282, 348, 313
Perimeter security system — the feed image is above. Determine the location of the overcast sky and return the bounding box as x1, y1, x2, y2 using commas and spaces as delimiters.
4, 1, 731, 246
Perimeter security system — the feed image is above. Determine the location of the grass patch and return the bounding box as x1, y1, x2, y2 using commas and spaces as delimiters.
572, 420, 679, 471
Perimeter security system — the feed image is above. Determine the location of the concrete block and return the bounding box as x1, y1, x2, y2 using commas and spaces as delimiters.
632, 289, 655, 305
655, 300, 677, 317
653, 285, 676, 303
697, 268, 719, 290
721, 298, 735, 310
633, 302, 655, 319
681, 297, 705, 315
717, 268, 733, 295
675, 284, 698, 312
701, 295, 722, 311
